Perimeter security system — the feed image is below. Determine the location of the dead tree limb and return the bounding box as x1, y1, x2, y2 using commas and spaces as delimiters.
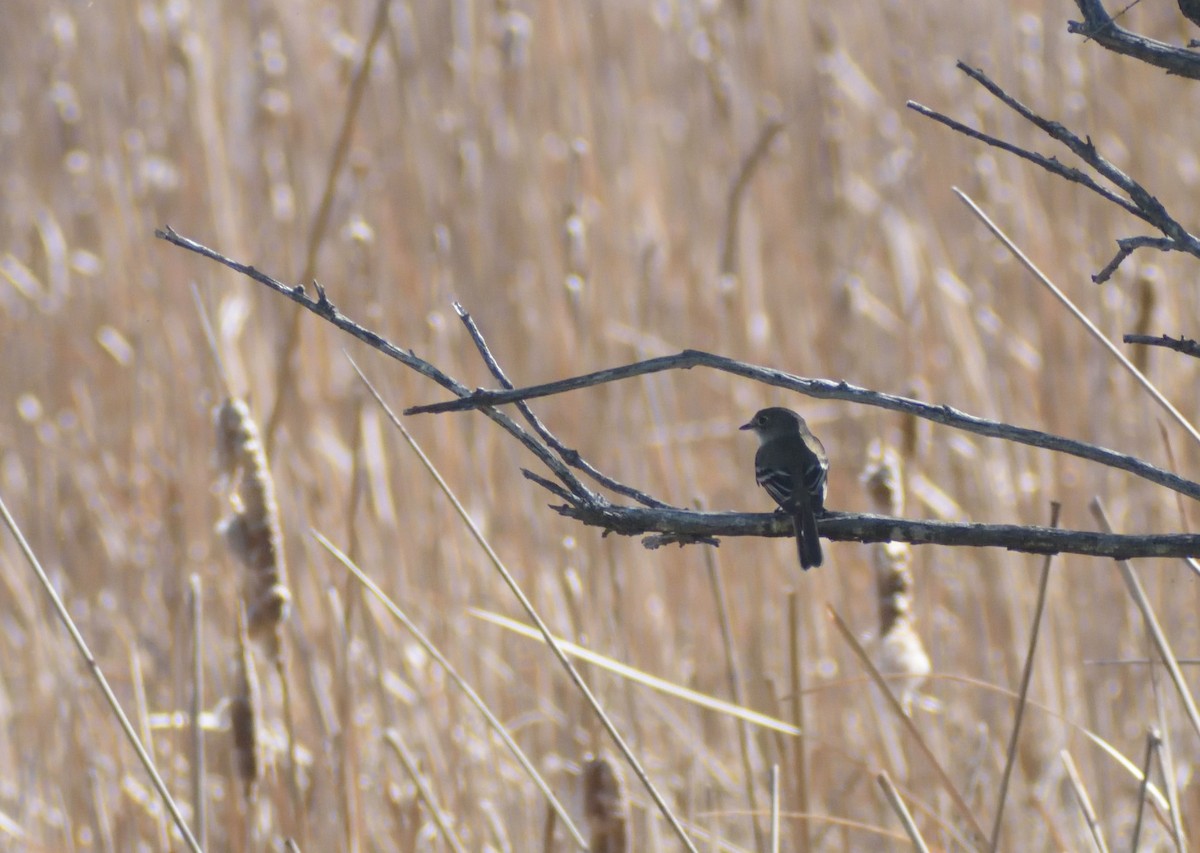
582, 505, 1200, 560
405, 351, 1200, 504
1124, 334, 1200, 360
1068, 0, 1200, 78
907, 61, 1200, 283
156, 227, 1200, 560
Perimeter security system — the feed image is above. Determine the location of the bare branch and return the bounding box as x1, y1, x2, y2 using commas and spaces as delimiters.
553, 505, 1200, 559
905, 100, 1142, 221
454, 303, 668, 508
1124, 333, 1200, 359
908, 62, 1200, 281
155, 227, 606, 509
1069, 0, 1200, 79
404, 350, 1200, 504
159, 227, 1200, 563
1094, 236, 1181, 284
956, 64, 1196, 251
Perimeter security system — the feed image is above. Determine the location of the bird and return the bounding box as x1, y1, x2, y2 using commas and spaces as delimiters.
740, 407, 828, 569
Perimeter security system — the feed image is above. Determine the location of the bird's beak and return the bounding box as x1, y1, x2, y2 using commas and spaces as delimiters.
739, 421, 754, 431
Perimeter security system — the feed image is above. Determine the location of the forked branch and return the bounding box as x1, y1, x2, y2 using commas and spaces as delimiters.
157, 227, 1200, 561
908, 61, 1200, 282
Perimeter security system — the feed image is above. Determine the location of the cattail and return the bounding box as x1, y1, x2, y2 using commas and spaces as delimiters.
582, 753, 629, 853
1130, 269, 1157, 374
230, 605, 262, 800
862, 441, 930, 710
215, 398, 291, 661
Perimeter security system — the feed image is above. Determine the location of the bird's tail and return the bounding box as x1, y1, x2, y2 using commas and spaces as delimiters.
794, 508, 823, 570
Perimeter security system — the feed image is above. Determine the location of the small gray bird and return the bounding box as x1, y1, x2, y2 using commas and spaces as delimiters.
740, 407, 828, 570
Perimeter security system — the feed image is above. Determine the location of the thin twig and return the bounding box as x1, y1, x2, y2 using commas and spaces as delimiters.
158, 227, 1200, 509
1124, 333, 1200, 359
910, 60, 1200, 281
904, 99, 1142, 220
401, 350, 1200, 503
956, 63, 1191, 248
455, 302, 666, 508
157, 227, 604, 509
1093, 236, 1181, 283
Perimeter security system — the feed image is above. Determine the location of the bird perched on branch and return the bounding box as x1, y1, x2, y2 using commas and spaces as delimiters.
741, 407, 828, 570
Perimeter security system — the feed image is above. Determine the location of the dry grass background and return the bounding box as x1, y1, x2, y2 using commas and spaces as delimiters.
3, 0, 1200, 849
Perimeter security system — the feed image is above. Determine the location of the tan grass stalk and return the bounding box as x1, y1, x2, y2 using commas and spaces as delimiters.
469, 609, 799, 735
990, 503, 1061, 852
913, 672, 1171, 815
0, 493, 203, 852
188, 575, 207, 850
700, 534, 764, 852
1090, 498, 1200, 744
350, 357, 698, 851
1060, 750, 1110, 853
262, 0, 393, 453
541, 800, 557, 853
1154, 424, 1200, 580
876, 771, 930, 853
480, 800, 514, 852
1145, 650, 1187, 850
582, 753, 630, 853
329, 585, 361, 853
1129, 728, 1159, 852
383, 728, 469, 853
768, 765, 780, 853
828, 606, 989, 847
955, 188, 1200, 449
86, 763, 115, 853
314, 533, 588, 850
129, 647, 170, 850
787, 591, 811, 853
1154, 737, 1186, 852
720, 118, 784, 282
